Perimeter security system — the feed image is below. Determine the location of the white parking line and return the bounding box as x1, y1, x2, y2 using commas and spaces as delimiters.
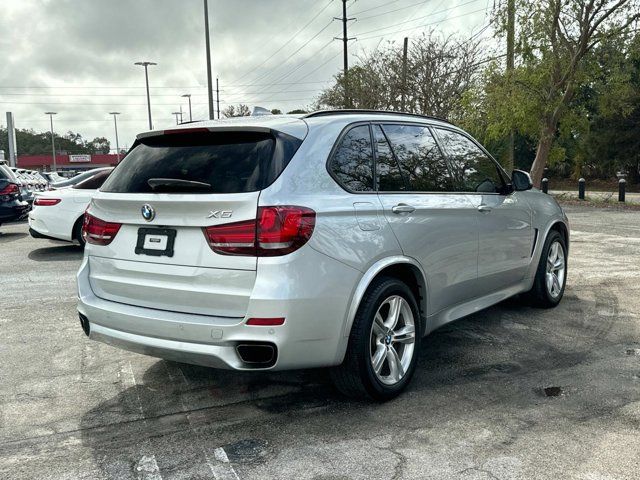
135, 455, 163, 480
211, 447, 240, 480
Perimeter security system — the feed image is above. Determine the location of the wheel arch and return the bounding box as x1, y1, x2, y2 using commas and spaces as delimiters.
341, 256, 428, 341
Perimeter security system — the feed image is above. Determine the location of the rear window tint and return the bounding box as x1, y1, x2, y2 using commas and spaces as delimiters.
101, 131, 301, 194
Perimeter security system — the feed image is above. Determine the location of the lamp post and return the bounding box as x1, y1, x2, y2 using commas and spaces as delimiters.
109, 112, 121, 162
181, 94, 192, 122
44, 112, 57, 171
134, 61, 157, 129
203, 0, 214, 120
172, 111, 182, 125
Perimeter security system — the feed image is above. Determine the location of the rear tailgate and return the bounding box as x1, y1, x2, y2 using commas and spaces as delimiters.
85, 125, 304, 318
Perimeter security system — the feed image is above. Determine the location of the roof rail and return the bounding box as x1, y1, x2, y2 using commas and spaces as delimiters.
302, 109, 452, 125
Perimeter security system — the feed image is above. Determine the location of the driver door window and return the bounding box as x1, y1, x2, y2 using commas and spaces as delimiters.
435, 129, 506, 194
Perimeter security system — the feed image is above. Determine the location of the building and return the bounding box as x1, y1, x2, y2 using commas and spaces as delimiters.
17, 154, 119, 172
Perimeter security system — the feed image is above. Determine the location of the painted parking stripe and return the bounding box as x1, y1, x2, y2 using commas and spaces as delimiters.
210, 447, 240, 480
135, 455, 162, 480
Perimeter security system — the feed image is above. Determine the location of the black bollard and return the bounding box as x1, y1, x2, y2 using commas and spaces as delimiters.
619, 178, 626, 202
578, 178, 585, 200
541, 178, 549, 194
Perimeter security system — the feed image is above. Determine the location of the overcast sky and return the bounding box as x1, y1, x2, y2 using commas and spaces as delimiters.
0, 0, 493, 154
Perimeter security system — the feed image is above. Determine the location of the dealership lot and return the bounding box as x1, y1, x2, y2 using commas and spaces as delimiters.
1, 205, 639, 480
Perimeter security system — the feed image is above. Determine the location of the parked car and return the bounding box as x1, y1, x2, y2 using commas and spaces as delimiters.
0, 164, 30, 226
77, 110, 569, 400
29, 168, 113, 246
40, 171, 65, 187
9, 167, 34, 205
50, 167, 113, 190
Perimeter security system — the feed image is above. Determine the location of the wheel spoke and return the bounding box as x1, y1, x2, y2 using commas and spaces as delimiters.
386, 297, 402, 329
393, 325, 416, 344
546, 272, 554, 293
387, 346, 404, 382
371, 344, 386, 374
373, 313, 386, 336
552, 273, 561, 294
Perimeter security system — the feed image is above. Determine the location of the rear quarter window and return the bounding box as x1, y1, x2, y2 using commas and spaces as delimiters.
101, 130, 302, 194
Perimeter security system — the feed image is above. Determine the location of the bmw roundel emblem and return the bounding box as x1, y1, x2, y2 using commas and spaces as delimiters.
141, 204, 155, 222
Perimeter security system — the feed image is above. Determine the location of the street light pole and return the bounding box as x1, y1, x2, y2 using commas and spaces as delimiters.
109, 112, 121, 162
203, 0, 214, 120
172, 111, 181, 125
134, 61, 157, 130
181, 94, 192, 122
44, 112, 57, 171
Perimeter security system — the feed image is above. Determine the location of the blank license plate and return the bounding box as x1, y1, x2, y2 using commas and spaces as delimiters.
135, 228, 176, 257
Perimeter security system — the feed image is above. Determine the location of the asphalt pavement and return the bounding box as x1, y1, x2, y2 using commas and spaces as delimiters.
1, 205, 639, 479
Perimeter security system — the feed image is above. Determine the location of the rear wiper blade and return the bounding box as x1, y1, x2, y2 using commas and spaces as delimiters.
147, 178, 211, 192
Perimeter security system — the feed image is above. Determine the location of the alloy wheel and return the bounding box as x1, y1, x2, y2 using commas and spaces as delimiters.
370, 295, 416, 386
546, 240, 566, 298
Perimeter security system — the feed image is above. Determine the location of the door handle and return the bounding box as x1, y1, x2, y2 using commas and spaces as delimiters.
392, 203, 415, 214
477, 204, 492, 213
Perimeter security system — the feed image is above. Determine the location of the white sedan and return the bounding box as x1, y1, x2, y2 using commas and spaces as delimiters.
29, 168, 113, 247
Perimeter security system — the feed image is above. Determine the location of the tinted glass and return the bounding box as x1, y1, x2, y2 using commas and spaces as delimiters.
373, 126, 405, 191
329, 125, 374, 192
436, 129, 505, 193
102, 131, 301, 194
381, 124, 453, 192
73, 169, 112, 190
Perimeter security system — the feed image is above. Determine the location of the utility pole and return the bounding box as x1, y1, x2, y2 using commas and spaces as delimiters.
44, 112, 57, 171
216, 77, 220, 119
505, 0, 515, 172
334, 0, 355, 108
109, 112, 121, 162
134, 61, 157, 130
204, 0, 215, 120
181, 94, 192, 122
401, 37, 409, 112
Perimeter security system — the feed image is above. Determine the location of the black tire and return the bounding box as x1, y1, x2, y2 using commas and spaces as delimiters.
73, 216, 85, 248
524, 230, 567, 308
330, 276, 421, 401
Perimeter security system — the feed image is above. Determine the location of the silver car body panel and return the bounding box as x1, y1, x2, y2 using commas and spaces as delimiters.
78, 112, 569, 370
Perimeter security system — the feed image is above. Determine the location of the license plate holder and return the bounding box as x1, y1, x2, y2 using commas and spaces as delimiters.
135, 228, 177, 257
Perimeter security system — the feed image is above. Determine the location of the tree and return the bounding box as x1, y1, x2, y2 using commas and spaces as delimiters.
287, 109, 308, 114
496, 0, 640, 186
90, 137, 111, 154
270, 108, 282, 114
316, 32, 482, 119
221, 104, 251, 118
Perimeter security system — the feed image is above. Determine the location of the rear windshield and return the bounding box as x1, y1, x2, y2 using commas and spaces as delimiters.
73, 169, 112, 190
101, 130, 302, 194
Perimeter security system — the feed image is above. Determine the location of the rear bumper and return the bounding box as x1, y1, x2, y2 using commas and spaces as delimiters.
0, 201, 30, 222
77, 248, 361, 371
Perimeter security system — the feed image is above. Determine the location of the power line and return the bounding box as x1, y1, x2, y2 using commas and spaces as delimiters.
358, 7, 489, 41
351, 0, 403, 16
353, 0, 483, 37
230, 0, 334, 85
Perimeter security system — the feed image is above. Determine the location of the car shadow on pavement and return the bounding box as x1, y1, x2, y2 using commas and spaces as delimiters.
28, 244, 83, 262
0, 231, 28, 243
77, 287, 622, 478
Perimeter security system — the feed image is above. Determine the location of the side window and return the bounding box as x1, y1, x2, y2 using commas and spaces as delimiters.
381, 124, 454, 192
73, 170, 112, 190
328, 125, 374, 192
436, 129, 505, 193
373, 125, 405, 191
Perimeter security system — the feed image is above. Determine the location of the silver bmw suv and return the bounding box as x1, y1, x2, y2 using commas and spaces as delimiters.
77, 110, 569, 400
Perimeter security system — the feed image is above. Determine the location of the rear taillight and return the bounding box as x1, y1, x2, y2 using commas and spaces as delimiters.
34, 197, 61, 206
0, 183, 19, 196
82, 213, 122, 246
203, 206, 316, 256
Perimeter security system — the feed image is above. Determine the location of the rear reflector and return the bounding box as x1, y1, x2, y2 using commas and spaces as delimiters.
82, 213, 122, 246
34, 197, 61, 206
246, 317, 285, 326
203, 205, 315, 256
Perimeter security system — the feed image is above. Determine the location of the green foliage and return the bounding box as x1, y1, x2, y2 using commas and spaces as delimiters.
0, 127, 110, 156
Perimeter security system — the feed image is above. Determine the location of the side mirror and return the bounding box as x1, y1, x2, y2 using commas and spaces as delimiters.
511, 169, 533, 191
